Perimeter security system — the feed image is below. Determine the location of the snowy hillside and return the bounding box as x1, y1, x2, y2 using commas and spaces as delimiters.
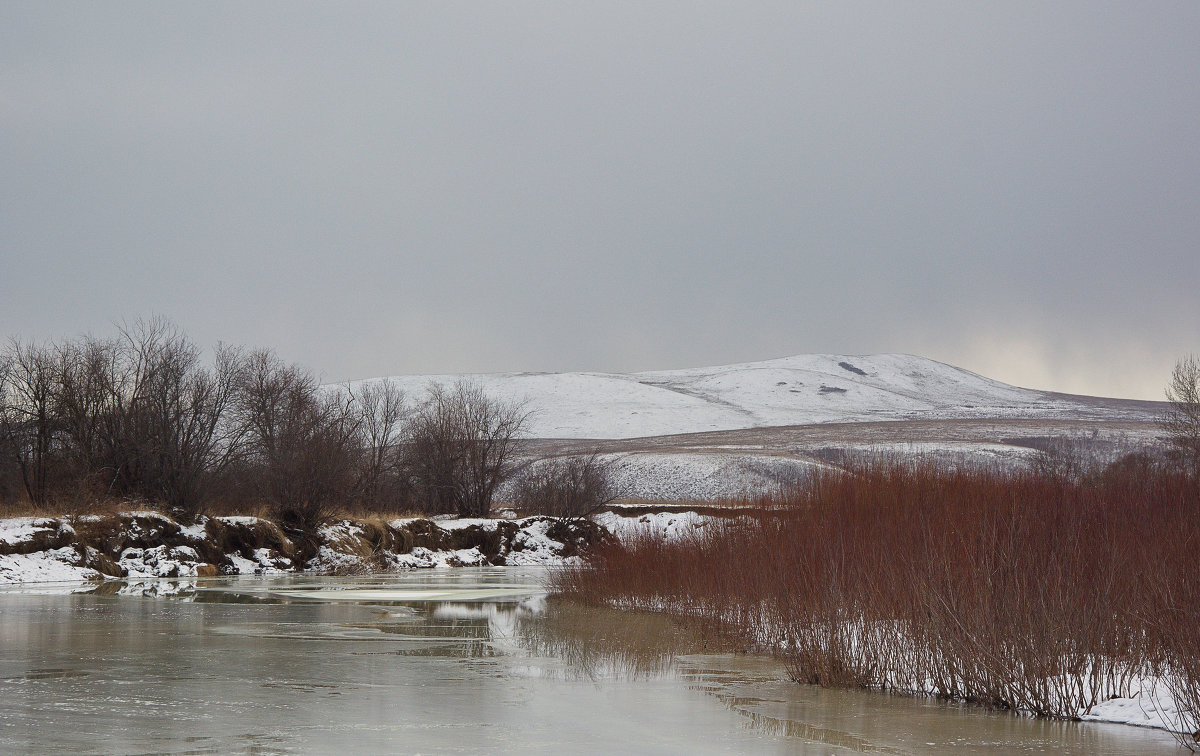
348, 354, 1123, 440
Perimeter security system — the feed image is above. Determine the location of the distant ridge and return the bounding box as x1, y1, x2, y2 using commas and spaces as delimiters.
347, 354, 1162, 440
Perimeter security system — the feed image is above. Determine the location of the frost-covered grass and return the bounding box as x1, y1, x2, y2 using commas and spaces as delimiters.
556, 463, 1200, 744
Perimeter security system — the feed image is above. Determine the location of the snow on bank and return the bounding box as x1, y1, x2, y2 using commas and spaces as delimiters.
1083, 677, 1191, 733
505, 518, 585, 566
0, 512, 602, 586
0, 548, 100, 584
0, 517, 73, 549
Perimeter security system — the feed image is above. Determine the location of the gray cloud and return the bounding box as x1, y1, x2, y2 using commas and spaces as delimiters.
2, 2, 1198, 398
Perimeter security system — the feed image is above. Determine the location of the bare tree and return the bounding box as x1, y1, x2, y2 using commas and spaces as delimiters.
130, 329, 246, 517
54, 335, 131, 497
1, 339, 60, 506
402, 383, 461, 515
348, 378, 408, 511
1164, 355, 1200, 476
514, 452, 620, 520
403, 380, 531, 517
46, 319, 246, 517
0, 351, 19, 503
236, 349, 360, 536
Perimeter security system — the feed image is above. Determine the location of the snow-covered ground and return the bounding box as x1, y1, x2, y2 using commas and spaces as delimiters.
604, 452, 815, 500
347, 353, 1155, 439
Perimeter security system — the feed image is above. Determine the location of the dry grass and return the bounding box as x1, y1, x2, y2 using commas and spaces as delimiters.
324, 508, 429, 523
555, 461, 1200, 739
0, 492, 155, 519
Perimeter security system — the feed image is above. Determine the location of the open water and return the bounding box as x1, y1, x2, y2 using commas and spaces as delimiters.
0, 568, 1181, 754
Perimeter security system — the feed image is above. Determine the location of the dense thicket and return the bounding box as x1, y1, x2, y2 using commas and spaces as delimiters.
0, 321, 529, 528
555, 461, 1200, 743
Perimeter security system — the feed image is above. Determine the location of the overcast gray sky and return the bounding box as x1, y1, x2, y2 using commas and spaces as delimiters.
2, 2, 1197, 399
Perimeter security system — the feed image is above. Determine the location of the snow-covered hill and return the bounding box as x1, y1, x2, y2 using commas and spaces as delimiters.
349, 354, 1135, 440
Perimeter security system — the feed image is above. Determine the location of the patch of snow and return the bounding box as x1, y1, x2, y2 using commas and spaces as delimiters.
436, 518, 500, 531
226, 552, 262, 574
385, 546, 488, 570
1083, 677, 1191, 733
393, 546, 439, 569
449, 547, 486, 566
179, 519, 208, 541
222, 549, 290, 575
318, 520, 364, 543
119, 510, 173, 521
216, 516, 266, 526
253, 548, 290, 569
226, 548, 290, 575
0, 518, 62, 547
504, 519, 570, 566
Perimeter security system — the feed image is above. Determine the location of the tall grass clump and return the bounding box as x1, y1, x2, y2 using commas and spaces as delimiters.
555, 461, 1200, 739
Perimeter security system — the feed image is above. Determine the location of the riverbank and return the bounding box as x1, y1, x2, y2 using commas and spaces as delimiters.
0, 511, 608, 584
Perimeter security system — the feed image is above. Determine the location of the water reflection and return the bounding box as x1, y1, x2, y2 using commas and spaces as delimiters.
511, 597, 728, 680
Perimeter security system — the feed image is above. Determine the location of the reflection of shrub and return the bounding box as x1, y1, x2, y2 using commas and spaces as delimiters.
515, 454, 619, 519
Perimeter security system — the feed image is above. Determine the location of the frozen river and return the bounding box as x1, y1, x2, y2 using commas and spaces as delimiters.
0, 569, 1180, 754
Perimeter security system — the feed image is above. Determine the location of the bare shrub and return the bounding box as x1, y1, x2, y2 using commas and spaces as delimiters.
403, 380, 530, 517
0, 338, 61, 506
556, 462, 1199, 729
515, 453, 619, 519
1027, 436, 1099, 481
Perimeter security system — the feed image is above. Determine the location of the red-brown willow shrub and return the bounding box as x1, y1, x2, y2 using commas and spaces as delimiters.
554, 461, 1200, 733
